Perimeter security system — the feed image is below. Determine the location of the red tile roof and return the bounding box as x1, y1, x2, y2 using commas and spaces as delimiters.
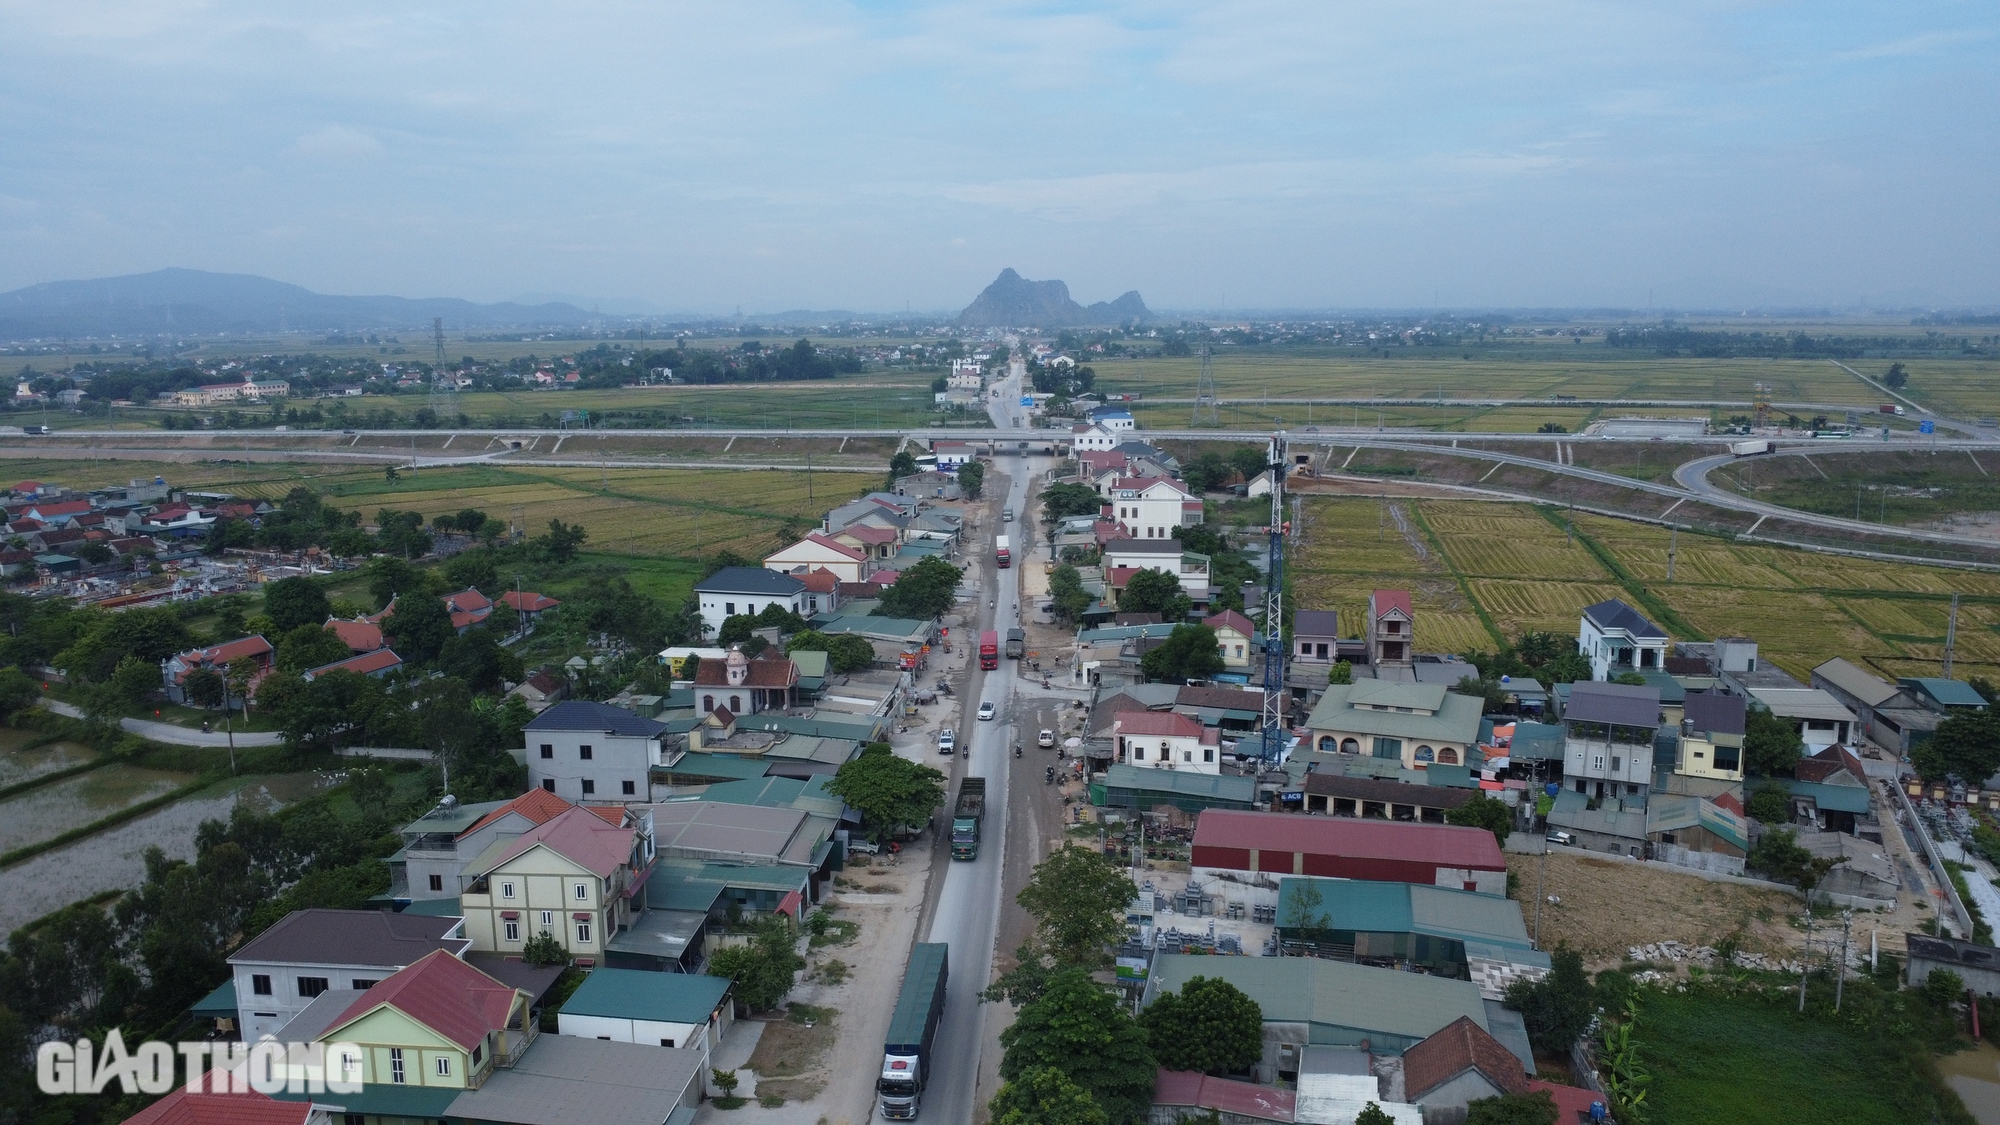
1152, 1070, 1295, 1122
1204, 610, 1256, 637
120, 1080, 311, 1125
1116, 711, 1207, 739
584, 805, 628, 825
28, 500, 90, 517
307, 649, 402, 678
444, 588, 493, 613
695, 655, 798, 689
327, 950, 522, 1051
1372, 588, 1414, 617
1404, 1015, 1529, 1100
1527, 1080, 1605, 1122
1795, 744, 1867, 786
1713, 790, 1745, 816
479, 805, 636, 879
168, 635, 274, 682
1192, 809, 1507, 870
460, 787, 576, 838
326, 617, 384, 652
799, 567, 840, 593
807, 532, 868, 559
501, 590, 560, 613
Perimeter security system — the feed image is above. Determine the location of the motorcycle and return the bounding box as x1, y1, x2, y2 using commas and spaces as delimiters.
1041, 677, 1051, 689
1014, 745, 1022, 758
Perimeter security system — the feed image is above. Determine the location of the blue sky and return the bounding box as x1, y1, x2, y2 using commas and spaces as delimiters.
1, 1, 1995, 312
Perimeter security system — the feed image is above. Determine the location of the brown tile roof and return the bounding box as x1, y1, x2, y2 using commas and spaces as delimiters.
477, 805, 636, 880
120, 1082, 311, 1125
1176, 685, 1264, 710
695, 657, 798, 689
1204, 610, 1256, 637
1115, 711, 1207, 738
1403, 1015, 1528, 1101
326, 617, 385, 652
1795, 744, 1867, 786
501, 590, 561, 613
460, 787, 576, 838
327, 950, 522, 1051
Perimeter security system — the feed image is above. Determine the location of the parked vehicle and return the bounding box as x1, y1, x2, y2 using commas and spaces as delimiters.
848, 838, 881, 856
1546, 831, 1575, 847
1003, 507, 1014, 522
1005, 628, 1025, 659
950, 778, 986, 860
1730, 439, 1773, 457
879, 943, 949, 1119
977, 701, 997, 721
937, 728, 956, 755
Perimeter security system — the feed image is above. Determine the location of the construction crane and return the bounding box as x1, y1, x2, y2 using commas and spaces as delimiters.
1259, 431, 1289, 764
1752, 381, 1771, 431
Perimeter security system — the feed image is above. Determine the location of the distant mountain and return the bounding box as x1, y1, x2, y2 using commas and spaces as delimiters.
956, 269, 1151, 327
0, 268, 595, 339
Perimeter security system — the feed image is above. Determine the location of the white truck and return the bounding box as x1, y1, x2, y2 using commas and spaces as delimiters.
1730, 439, 1773, 457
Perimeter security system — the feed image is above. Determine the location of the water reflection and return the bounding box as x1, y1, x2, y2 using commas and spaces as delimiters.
1938, 1040, 2000, 1125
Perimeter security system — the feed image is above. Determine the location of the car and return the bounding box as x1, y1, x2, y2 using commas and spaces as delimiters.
1037, 729, 1056, 748
937, 728, 956, 754
1545, 831, 1575, 847
977, 701, 998, 721
847, 838, 881, 856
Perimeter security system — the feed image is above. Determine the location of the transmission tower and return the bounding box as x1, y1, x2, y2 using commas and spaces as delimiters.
1752, 381, 1772, 431
1259, 431, 1289, 765
428, 317, 459, 420
1192, 344, 1219, 427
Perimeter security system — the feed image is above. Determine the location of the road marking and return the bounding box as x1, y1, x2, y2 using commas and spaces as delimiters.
1747, 514, 1767, 535
1661, 498, 1685, 518
1970, 451, 1989, 477
1478, 461, 1503, 482
1341, 446, 1361, 469
1801, 454, 1828, 480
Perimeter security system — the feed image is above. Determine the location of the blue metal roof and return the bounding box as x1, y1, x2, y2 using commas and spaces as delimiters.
692, 566, 807, 595
526, 700, 668, 736
1583, 598, 1666, 639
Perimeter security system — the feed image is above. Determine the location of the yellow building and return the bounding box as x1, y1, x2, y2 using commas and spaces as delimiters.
1675, 691, 1746, 783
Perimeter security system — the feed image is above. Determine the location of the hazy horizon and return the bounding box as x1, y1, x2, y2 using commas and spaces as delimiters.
4, 3, 1995, 313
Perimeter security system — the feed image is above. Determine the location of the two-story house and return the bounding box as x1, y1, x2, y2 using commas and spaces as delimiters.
394, 789, 579, 902
161, 635, 274, 705
930, 442, 975, 471
1578, 599, 1669, 681
1204, 610, 1257, 671
307, 951, 534, 1096
523, 700, 668, 802
1367, 589, 1414, 669
693, 646, 799, 717
1070, 423, 1123, 452
1113, 711, 1223, 775
1675, 690, 1746, 783
1102, 539, 1212, 605
227, 909, 471, 1042
1104, 477, 1201, 540
692, 567, 806, 637
763, 534, 868, 582
459, 805, 653, 965
1303, 681, 1484, 769
1293, 609, 1343, 665
1563, 681, 1662, 800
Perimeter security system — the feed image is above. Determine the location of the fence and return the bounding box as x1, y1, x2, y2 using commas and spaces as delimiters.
1889, 780, 1976, 938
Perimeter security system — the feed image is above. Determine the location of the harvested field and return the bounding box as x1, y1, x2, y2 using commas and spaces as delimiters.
1510, 852, 1811, 966
1424, 503, 1610, 581
1656, 586, 1874, 679
1468, 580, 1626, 637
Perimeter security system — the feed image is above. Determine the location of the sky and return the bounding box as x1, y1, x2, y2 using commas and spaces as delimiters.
2, 1, 1996, 313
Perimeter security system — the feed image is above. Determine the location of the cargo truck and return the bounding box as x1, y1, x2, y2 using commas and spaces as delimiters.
1730, 439, 1773, 457
950, 778, 986, 860
1005, 628, 1025, 659
979, 630, 999, 670
1879, 404, 1906, 416
995, 534, 1011, 568
878, 942, 949, 1119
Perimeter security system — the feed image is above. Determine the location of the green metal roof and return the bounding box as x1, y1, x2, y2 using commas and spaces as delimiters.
1787, 779, 1872, 814
1277, 877, 1537, 954
1424, 764, 1478, 789
1147, 953, 1489, 1049
190, 977, 236, 1017
272, 1084, 460, 1117
1102, 764, 1258, 802
694, 774, 847, 819
1305, 683, 1484, 744
561, 967, 731, 1024
1902, 677, 1989, 708
1505, 723, 1566, 761
398, 897, 464, 918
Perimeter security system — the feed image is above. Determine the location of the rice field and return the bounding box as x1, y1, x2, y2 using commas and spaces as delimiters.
1466, 580, 1626, 635
1421, 504, 1611, 581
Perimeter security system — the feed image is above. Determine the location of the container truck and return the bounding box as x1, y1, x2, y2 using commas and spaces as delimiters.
995, 534, 1011, 568
1005, 628, 1025, 659
878, 943, 949, 1119
1730, 439, 1773, 457
979, 630, 999, 670
1879, 403, 1906, 415
950, 778, 986, 860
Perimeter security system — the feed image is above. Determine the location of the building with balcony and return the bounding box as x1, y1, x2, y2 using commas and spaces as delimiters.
1578, 599, 1668, 681
1562, 681, 1662, 800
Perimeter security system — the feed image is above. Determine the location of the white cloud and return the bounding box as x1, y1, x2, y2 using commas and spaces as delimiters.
287, 125, 385, 160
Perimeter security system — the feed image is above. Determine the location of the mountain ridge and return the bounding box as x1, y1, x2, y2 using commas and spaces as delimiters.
956, 268, 1151, 327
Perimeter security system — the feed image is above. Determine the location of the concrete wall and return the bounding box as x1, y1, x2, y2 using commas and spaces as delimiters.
526, 730, 652, 803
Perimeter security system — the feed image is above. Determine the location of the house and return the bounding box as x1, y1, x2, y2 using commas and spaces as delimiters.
1070, 422, 1123, 452
893, 471, 963, 500
1401, 1016, 1532, 1109
304, 950, 533, 1095
303, 649, 403, 681
1303, 681, 1484, 770
441, 588, 493, 633
1902, 677, 1990, 713
555, 967, 733, 1069
1812, 658, 1941, 756
1746, 687, 1857, 750
134, 503, 217, 537
1275, 878, 1549, 999
161, 635, 274, 705
1299, 770, 1477, 823
1102, 476, 1201, 541
1097, 764, 1259, 813
1644, 793, 1749, 870
393, 788, 580, 902
1113, 711, 1223, 775
1088, 405, 1137, 431
1907, 934, 2000, 999
930, 441, 975, 470
1205, 609, 1257, 670
1102, 538, 1211, 604
1578, 599, 1669, 681
499, 590, 560, 621
1674, 690, 1746, 782
1367, 589, 1414, 669
523, 700, 668, 802
1190, 809, 1507, 899
227, 908, 472, 1042
1787, 745, 1873, 833
121, 1078, 326, 1125
1142, 953, 1495, 1076
458, 805, 652, 964
22, 499, 92, 526
1562, 681, 1662, 800
692, 567, 806, 637
764, 533, 868, 582
508, 670, 569, 711
1151, 1070, 1295, 1125
1293, 609, 1343, 665
436, 1034, 704, 1125
693, 646, 799, 717
326, 616, 386, 653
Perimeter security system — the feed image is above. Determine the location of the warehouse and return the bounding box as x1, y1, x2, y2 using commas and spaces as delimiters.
1188, 810, 1507, 911
1274, 877, 1549, 999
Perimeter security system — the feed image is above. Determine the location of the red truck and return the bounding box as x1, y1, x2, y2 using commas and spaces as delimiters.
995, 535, 1011, 569
979, 630, 999, 670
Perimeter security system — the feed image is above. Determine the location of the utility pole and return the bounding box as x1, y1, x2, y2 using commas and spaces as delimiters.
1534, 840, 1549, 944
1799, 906, 1815, 1013
1835, 909, 1853, 1012
1945, 593, 1960, 678
1666, 528, 1677, 583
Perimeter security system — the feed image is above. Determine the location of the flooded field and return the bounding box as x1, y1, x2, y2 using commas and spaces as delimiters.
1939, 1041, 2000, 1125
0, 729, 98, 789
0, 772, 331, 936
0, 765, 196, 853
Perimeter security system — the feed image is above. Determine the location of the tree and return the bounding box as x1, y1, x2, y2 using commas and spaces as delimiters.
888, 450, 919, 485
1355, 1105, 1396, 1125
1041, 482, 1103, 521
1446, 794, 1515, 847
1048, 564, 1092, 625
1924, 967, 1965, 1006
442, 548, 498, 593
1747, 827, 1845, 894
1747, 783, 1790, 824
990, 1066, 1110, 1125
1138, 976, 1263, 1076
537, 518, 588, 563
1120, 569, 1190, 621
999, 969, 1156, 1125
1180, 451, 1230, 494
109, 655, 160, 707
959, 459, 986, 500
1611, 670, 1648, 686
183, 667, 226, 709
1327, 660, 1353, 685
1503, 946, 1593, 1055
707, 919, 804, 1012
1451, 674, 1510, 711
1885, 362, 1909, 391
877, 557, 963, 620
0, 667, 40, 719
1016, 846, 1134, 967
438, 630, 524, 693
262, 577, 331, 633
521, 931, 566, 967
1743, 706, 1804, 777
787, 630, 876, 673
383, 591, 454, 665
365, 556, 419, 610
1915, 709, 2000, 784
828, 747, 947, 841
1464, 1091, 1562, 1125
1139, 624, 1225, 684
274, 624, 354, 675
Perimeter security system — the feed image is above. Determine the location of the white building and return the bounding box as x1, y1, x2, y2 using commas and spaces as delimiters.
1563, 681, 1663, 801
1071, 423, 1123, 452
692, 566, 808, 637
1105, 476, 1201, 540
1578, 599, 1669, 681
947, 359, 984, 391
1103, 539, 1212, 604
524, 700, 669, 803
556, 967, 734, 1072
1113, 711, 1222, 775
764, 533, 868, 582
227, 909, 471, 1042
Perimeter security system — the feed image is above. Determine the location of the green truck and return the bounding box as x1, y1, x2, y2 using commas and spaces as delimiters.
878, 942, 949, 1119
950, 777, 986, 861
